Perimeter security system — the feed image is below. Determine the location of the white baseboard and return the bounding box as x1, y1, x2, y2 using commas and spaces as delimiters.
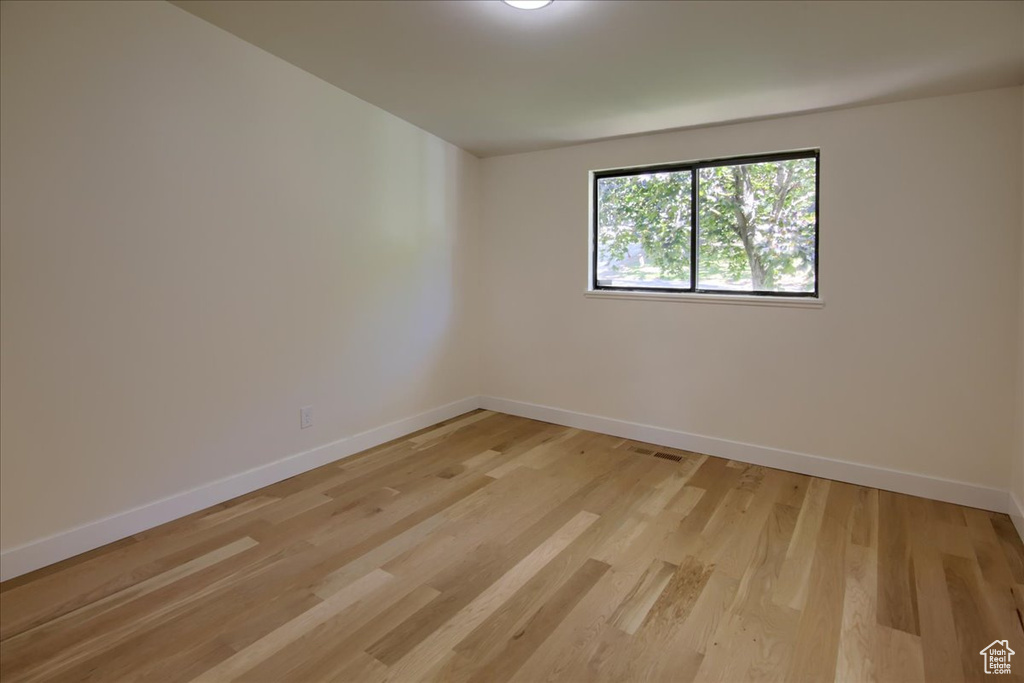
480, 396, 1011, 515
0, 396, 481, 582
3, 394, 1015, 582
1010, 492, 1024, 544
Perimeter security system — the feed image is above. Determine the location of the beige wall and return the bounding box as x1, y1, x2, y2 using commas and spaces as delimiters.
1016, 86, 1024, 521
0, 0, 479, 551
480, 87, 1023, 491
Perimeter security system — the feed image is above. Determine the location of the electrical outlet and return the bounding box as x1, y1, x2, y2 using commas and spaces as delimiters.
300, 406, 313, 429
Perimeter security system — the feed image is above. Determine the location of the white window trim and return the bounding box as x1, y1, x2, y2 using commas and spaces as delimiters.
584, 289, 825, 308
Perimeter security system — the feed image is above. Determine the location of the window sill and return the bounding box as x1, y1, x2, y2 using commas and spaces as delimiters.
584, 289, 825, 308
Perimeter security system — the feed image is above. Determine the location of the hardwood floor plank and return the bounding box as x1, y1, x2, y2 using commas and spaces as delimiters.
190, 568, 394, 683
703, 469, 789, 580
943, 553, 1020, 683
773, 476, 831, 611
964, 508, 1018, 587
785, 481, 857, 681
313, 583, 443, 676
874, 624, 926, 683
2, 540, 309, 682
457, 558, 609, 683
2, 536, 258, 645
608, 558, 677, 635
380, 510, 600, 682
696, 602, 798, 683
450, 470, 657, 667
0, 521, 269, 640
363, 465, 618, 666
410, 411, 498, 446
877, 491, 921, 636
245, 581, 428, 681
700, 499, 800, 682
849, 485, 878, 548
835, 544, 877, 683
612, 554, 713, 682
505, 522, 685, 682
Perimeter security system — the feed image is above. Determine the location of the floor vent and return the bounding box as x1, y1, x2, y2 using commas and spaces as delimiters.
628, 445, 684, 463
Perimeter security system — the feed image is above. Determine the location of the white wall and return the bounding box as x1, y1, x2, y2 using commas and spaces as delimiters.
0, 1, 479, 554
480, 88, 1023, 493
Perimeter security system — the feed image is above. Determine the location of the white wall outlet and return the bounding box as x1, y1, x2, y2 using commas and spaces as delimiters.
300, 406, 313, 429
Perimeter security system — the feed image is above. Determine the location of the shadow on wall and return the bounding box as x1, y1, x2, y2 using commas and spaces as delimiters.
330, 117, 466, 431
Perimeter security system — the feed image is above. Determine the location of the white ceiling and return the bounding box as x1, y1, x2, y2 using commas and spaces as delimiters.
172, 0, 1024, 157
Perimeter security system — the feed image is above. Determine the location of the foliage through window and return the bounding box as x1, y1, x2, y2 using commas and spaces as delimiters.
593, 151, 818, 296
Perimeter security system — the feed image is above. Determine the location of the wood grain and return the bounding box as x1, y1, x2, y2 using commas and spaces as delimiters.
1, 410, 1021, 682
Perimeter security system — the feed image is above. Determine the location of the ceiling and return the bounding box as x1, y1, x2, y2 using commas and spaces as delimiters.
172, 0, 1024, 157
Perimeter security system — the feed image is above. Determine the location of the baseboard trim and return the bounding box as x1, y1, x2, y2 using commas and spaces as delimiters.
480, 396, 1010, 515
0, 396, 482, 582
1010, 491, 1024, 544
3, 394, 1013, 581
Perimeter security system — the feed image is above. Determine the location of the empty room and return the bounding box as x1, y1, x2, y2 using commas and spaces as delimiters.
1, 1, 1023, 681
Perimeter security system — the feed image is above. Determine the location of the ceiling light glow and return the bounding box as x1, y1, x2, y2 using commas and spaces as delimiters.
502, 0, 553, 9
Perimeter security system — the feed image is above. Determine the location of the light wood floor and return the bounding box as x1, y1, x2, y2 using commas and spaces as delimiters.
2, 411, 1023, 682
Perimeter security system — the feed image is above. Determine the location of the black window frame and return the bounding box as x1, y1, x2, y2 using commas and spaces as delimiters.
591, 149, 820, 298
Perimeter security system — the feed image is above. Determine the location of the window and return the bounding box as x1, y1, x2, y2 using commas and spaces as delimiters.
592, 150, 818, 297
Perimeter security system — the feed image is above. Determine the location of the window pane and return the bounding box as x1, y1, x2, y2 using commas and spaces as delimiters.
596, 171, 691, 289
697, 158, 816, 293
